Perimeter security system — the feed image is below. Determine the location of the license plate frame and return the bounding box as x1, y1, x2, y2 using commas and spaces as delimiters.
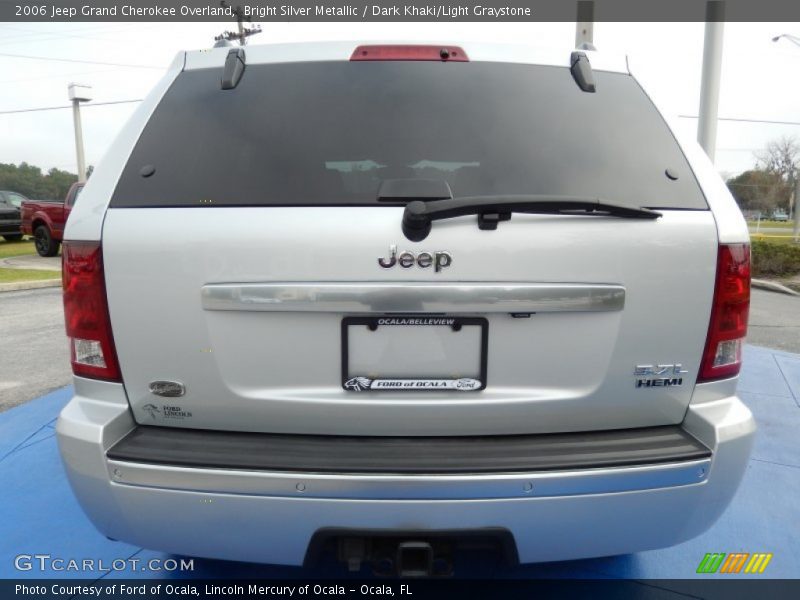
341, 315, 488, 392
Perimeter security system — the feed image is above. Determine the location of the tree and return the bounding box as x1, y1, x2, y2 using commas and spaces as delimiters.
726, 169, 790, 214
756, 136, 800, 182
0, 162, 77, 200
755, 136, 800, 216
44, 167, 79, 199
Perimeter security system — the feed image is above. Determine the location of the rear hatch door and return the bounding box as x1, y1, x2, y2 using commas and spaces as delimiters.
102, 54, 717, 435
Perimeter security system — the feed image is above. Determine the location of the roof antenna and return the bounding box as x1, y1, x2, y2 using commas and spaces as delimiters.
214, 2, 262, 47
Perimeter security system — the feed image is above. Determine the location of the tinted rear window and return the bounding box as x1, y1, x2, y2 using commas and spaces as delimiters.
111, 61, 707, 210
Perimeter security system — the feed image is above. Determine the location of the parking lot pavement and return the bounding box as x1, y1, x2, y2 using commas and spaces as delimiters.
0, 344, 797, 581
748, 290, 800, 354
0, 287, 70, 412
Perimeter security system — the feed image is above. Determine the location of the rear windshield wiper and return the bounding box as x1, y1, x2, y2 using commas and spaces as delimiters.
401, 195, 662, 241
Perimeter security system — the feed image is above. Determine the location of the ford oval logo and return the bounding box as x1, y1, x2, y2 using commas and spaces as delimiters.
149, 381, 186, 398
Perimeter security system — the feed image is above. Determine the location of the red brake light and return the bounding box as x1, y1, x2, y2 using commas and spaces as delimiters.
350, 45, 469, 62
62, 241, 121, 381
698, 244, 750, 382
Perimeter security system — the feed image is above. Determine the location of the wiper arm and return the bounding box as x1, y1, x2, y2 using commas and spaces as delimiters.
401, 195, 662, 241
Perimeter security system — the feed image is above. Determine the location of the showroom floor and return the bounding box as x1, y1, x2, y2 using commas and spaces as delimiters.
1, 345, 798, 580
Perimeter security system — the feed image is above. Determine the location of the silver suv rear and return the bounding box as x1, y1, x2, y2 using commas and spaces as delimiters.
57, 42, 754, 571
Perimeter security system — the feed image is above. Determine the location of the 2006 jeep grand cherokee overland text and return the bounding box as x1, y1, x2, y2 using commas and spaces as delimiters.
57, 42, 754, 574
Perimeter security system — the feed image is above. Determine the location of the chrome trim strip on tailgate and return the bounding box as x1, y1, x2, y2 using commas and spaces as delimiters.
106, 458, 710, 500
201, 283, 625, 313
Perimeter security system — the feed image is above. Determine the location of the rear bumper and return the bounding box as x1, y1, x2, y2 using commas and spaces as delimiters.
57, 378, 755, 565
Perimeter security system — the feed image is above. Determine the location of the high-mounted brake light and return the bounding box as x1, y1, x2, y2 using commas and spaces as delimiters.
62, 241, 121, 381
698, 244, 750, 382
350, 45, 469, 62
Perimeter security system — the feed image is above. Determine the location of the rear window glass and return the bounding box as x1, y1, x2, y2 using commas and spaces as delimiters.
111, 61, 707, 210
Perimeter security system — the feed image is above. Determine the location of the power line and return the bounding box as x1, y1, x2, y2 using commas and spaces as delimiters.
0, 25, 161, 47
679, 115, 800, 126
0, 68, 119, 85
0, 23, 128, 37
0, 99, 142, 115
0, 51, 163, 70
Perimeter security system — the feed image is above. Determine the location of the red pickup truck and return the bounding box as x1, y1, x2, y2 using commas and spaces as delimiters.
21, 182, 84, 257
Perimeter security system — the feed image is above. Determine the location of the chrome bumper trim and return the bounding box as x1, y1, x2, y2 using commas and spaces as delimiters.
106, 458, 709, 500
200, 282, 626, 314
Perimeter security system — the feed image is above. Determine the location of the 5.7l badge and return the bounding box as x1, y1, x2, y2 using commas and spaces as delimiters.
634, 364, 689, 388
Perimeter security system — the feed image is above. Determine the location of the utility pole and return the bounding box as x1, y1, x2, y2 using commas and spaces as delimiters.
794, 177, 800, 241
68, 83, 91, 183
575, 1, 594, 47
772, 33, 800, 240
697, 1, 725, 162
215, 2, 262, 47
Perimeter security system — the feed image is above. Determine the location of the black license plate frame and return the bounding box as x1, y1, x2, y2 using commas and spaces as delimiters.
341, 315, 488, 392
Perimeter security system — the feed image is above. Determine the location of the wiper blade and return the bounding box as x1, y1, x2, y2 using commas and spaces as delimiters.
401, 195, 662, 241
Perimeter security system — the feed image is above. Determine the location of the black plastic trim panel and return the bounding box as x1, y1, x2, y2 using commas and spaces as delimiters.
107, 425, 711, 475
303, 527, 519, 568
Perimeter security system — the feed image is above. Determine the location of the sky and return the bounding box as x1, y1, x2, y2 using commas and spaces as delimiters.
1, 21, 799, 178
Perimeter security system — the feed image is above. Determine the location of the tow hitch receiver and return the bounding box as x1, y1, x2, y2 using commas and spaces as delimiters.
336, 537, 453, 577
396, 542, 434, 577
308, 529, 517, 576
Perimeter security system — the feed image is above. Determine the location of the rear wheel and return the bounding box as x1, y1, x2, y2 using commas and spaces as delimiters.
34, 225, 59, 257
2, 234, 23, 242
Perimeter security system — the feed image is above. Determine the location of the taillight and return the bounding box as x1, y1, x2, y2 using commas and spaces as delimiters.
350, 45, 469, 62
698, 244, 750, 382
62, 241, 121, 381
